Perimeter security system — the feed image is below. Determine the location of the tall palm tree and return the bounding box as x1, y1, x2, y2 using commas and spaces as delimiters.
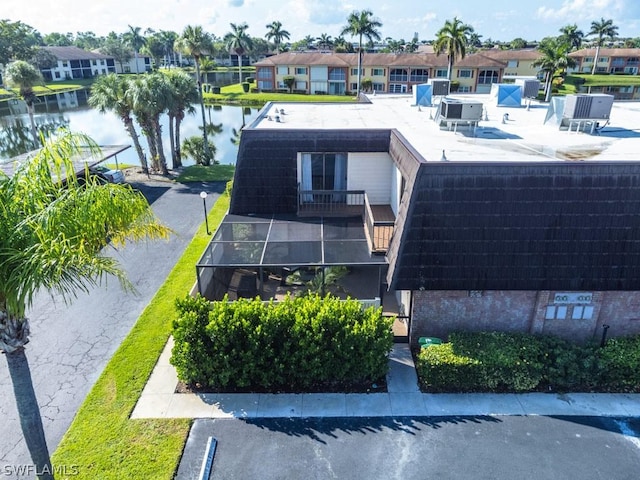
88, 73, 149, 173
559, 24, 584, 51
434, 17, 473, 80
588, 18, 618, 74
3, 60, 43, 146
165, 70, 198, 169
124, 25, 146, 74
533, 36, 576, 101
158, 30, 178, 67
130, 73, 171, 174
225, 22, 253, 84
341, 10, 383, 97
175, 25, 213, 160
265, 21, 290, 53
0, 131, 168, 480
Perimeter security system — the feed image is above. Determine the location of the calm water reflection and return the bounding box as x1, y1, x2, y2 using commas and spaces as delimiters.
0, 89, 260, 166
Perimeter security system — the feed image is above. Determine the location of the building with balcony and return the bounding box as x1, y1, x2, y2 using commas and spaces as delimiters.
40, 46, 116, 81
256, 51, 542, 95
197, 92, 640, 345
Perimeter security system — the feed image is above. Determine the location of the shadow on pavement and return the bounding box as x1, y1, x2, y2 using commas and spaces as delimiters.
242, 415, 503, 443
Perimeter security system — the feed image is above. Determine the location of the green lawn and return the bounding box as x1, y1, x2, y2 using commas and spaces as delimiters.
51, 181, 231, 479
174, 164, 235, 182
569, 73, 640, 87
204, 83, 358, 106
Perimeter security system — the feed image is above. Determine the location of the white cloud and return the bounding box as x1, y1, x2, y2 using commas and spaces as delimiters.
536, 0, 625, 22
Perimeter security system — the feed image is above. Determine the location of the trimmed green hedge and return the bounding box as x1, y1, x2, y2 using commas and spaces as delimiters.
171, 293, 394, 391
417, 331, 640, 393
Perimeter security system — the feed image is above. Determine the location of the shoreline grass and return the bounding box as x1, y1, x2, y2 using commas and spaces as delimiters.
51, 184, 231, 479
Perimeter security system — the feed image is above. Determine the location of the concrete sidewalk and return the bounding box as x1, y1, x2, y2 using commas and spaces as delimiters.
131, 340, 640, 420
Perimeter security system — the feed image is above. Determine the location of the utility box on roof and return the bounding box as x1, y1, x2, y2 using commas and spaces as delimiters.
515, 78, 540, 99
412, 83, 432, 106
563, 94, 614, 120
428, 79, 450, 96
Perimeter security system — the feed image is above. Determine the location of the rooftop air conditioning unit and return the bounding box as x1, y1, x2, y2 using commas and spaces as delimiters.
515, 78, 540, 99
439, 98, 483, 120
428, 79, 450, 96
563, 94, 614, 120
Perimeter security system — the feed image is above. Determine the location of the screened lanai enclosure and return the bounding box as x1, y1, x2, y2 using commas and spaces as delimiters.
196, 214, 388, 303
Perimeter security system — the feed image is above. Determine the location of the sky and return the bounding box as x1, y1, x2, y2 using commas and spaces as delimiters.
5, 0, 640, 44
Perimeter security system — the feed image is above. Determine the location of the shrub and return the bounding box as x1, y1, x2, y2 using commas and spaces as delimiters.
417, 331, 607, 393
170, 293, 394, 391
225, 180, 233, 197
597, 335, 640, 390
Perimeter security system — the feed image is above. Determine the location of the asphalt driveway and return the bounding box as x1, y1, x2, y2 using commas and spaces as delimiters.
178, 416, 640, 480
0, 180, 224, 478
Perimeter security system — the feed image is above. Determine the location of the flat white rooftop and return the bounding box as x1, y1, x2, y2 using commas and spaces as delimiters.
248, 94, 640, 163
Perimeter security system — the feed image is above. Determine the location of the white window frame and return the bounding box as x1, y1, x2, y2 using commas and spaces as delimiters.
435, 69, 448, 78
277, 66, 288, 75
458, 69, 472, 78
371, 68, 384, 76
295, 67, 307, 75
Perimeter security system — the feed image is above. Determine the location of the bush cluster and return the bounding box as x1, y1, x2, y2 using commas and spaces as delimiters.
171, 293, 394, 391
417, 331, 640, 393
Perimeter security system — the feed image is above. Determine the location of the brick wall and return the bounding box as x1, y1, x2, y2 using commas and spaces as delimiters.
410, 290, 640, 345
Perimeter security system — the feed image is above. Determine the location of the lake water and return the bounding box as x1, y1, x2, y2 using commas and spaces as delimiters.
0, 89, 260, 167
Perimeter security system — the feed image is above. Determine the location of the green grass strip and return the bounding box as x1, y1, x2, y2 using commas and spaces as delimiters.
204, 82, 357, 106
175, 164, 236, 182
51, 192, 230, 479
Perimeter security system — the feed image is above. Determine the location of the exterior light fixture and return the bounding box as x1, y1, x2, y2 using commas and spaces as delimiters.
200, 191, 211, 235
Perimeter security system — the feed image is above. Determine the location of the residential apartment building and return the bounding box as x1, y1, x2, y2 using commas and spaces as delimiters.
569, 48, 640, 74
198, 94, 640, 345
569, 48, 640, 100
254, 50, 544, 95
40, 46, 116, 81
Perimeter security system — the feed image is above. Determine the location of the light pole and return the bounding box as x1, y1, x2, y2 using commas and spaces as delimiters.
200, 191, 210, 235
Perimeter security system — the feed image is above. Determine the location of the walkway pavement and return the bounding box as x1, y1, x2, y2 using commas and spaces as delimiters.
132, 340, 640, 419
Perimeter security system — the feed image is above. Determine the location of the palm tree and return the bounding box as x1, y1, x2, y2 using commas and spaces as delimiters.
341, 10, 383, 97
533, 36, 576, 101
124, 25, 146, 74
588, 18, 618, 74
3, 60, 43, 146
225, 22, 253, 84
559, 24, 584, 51
434, 17, 473, 80
165, 70, 198, 168
88, 73, 149, 173
158, 30, 178, 67
333, 35, 353, 53
0, 131, 168, 480
316, 33, 333, 51
175, 25, 212, 160
265, 21, 290, 53
130, 73, 171, 174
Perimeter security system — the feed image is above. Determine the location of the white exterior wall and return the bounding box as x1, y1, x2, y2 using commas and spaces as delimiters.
390, 165, 403, 216
346, 152, 393, 204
